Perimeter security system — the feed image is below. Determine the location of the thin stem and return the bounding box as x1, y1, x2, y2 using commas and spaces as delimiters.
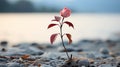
60, 17, 70, 59
61, 17, 64, 24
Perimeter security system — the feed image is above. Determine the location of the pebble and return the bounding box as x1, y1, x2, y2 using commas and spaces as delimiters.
74, 48, 83, 52
61, 59, 90, 67
0, 58, 7, 63
99, 64, 116, 67
86, 53, 95, 59
50, 60, 57, 67
7, 62, 21, 67
30, 43, 46, 49
93, 39, 103, 45
90, 65, 96, 67
0, 38, 119, 67
116, 56, 120, 61
46, 45, 56, 48
117, 62, 120, 67
30, 42, 40, 46
41, 64, 52, 67
61, 61, 77, 67
21, 46, 44, 55
1, 48, 7, 52
0, 41, 8, 47
80, 39, 92, 43
102, 55, 110, 59
78, 59, 90, 67
0, 64, 7, 67
58, 47, 74, 52
99, 48, 109, 55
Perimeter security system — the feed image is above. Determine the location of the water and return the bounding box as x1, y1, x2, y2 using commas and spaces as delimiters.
0, 13, 120, 43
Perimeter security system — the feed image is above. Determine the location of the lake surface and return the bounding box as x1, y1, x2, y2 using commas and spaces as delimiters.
0, 13, 120, 43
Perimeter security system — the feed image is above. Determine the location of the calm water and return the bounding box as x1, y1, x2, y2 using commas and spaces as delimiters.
0, 13, 120, 43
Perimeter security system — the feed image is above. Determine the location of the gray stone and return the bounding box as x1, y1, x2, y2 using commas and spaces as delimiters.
117, 62, 120, 67
0, 64, 7, 67
22, 47, 44, 55
100, 48, 109, 55
78, 60, 90, 67
61, 60, 78, 67
99, 64, 116, 67
8, 62, 21, 67
2, 46, 44, 56
74, 48, 83, 52
41, 64, 52, 67
0, 48, 26, 56
61, 59, 90, 67
0, 41, 8, 47
102, 55, 110, 59
0, 58, 7, 63
58, 47, 74, 52
86, 53, 95, 59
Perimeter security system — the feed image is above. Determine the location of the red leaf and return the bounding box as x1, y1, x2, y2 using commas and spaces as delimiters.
64, 21, 74, 28
66, 34, 72, 44
50, 33, 58, 44
52, 16, 61, 22
48, 24, 58, 29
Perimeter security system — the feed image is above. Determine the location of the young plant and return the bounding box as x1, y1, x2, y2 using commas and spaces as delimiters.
48, 7, 74, 59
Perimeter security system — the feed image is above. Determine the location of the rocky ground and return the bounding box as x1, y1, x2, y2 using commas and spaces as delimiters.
0, 38, 120, 67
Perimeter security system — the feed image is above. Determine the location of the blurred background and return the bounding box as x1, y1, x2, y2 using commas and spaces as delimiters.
0, 0, 120, 44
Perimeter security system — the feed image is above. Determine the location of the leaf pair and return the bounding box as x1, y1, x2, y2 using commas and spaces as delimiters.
47, 21, 74, 29
50, 33, 72, 44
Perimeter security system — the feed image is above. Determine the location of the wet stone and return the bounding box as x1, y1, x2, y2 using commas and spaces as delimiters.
74, 48, 83, 52
93, 39, 103, 45
30, 42, 39, 46
90, 65, 96, 67
41, 64, 52, 67
117, 62, 120, 67
0, 41, 8, 46
86, 53, 95, 59
80, 39, 92, 43
1, 48, 7, 52
99, 64, 116, 67
7, 62, 21, 67
99, 48, 109, 55
58, 47, 74, 52
78, 60, 90, 67
61, 59, 90, 67
22, 47, 44, 55
102, 55, 110, 59
0, 58, 7, 63
46, 45, 56, 48
0, 64, 7, 67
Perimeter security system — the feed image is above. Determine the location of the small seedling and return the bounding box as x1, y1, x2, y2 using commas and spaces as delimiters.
48, 7, 74, 59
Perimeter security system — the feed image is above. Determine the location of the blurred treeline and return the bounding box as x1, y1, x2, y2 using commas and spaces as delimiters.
0, 0, 59, 12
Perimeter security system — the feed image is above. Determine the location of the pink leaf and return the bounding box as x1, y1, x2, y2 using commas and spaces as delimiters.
64, 21, 74, 28
47, 24, 58, 29
66, 34, 72, 44
52, 16, 61, 22
50, 33, 58, 44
